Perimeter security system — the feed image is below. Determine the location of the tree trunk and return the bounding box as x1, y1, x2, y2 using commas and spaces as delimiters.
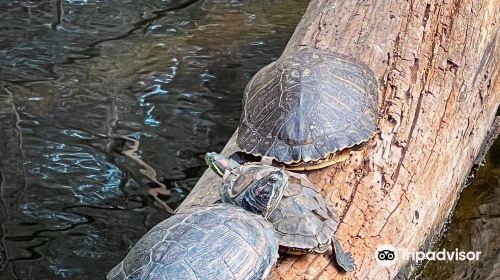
178, 0, 500, 279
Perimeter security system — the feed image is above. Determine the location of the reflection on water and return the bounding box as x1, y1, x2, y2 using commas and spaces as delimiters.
416, 137, 500, 279
0, 0, 307, 278
1, 0, 497, 279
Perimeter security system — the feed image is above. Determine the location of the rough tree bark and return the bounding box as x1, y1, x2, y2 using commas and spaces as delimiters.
178, 0, 500, 279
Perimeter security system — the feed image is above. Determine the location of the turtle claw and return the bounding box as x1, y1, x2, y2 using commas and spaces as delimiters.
332, 239, 355, 272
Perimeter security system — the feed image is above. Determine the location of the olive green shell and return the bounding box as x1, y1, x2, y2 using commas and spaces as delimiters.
237, 48, 378, 164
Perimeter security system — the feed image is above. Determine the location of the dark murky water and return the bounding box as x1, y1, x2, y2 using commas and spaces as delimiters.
0, 0, 307, 278
0, 1, 498, 279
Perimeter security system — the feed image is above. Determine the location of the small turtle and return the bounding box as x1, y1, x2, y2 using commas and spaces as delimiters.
206, 152, 355, 272
108, 169, 288, 280
235, 48, 378, 170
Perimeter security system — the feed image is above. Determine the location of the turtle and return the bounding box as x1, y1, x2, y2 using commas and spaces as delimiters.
206, 152, 355, 272
234, 47, 378, 170
108, 169, 289, 280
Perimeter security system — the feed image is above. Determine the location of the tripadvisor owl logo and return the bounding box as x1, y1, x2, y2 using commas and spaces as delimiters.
375, 244, 397, 266
375, 244, 482, 266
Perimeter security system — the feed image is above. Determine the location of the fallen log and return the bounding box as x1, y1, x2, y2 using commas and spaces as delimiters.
178, 0, 500, 279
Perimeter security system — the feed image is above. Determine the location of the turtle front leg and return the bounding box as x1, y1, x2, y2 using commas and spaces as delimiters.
332, 238, 355, 272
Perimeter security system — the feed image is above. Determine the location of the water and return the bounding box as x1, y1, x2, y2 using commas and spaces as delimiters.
0, 1, 498, 279
0, 0, 307, 278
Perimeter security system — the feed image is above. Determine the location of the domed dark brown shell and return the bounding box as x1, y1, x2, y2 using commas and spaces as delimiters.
237, 48, 378, 164
107, 205, 279, 280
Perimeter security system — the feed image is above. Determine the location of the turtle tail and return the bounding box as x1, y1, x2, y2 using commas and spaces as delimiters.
332, 239, 355, 272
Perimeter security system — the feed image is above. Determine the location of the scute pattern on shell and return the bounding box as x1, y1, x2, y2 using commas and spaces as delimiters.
237, 48, 378, 164
267, 172, 339, 253
107, 205, 279, 280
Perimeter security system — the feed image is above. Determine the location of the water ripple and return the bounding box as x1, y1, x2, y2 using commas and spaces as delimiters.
0, 0, 308, 278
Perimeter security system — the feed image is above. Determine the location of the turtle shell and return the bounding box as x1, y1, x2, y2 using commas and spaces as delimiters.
267, 172, 339, 253
107, 204, 279, 280
237, 48, 378, 164
219, 163, 339, 253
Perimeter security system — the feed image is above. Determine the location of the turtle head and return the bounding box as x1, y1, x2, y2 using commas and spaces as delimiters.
205, 152, 241, 176
222, 166, 287, 218
242, 169, 287, 218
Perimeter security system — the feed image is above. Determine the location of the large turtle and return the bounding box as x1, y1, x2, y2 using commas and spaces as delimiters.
206, 152, 355, 272
235, 48, 378, 170
108, 169, 288, 280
